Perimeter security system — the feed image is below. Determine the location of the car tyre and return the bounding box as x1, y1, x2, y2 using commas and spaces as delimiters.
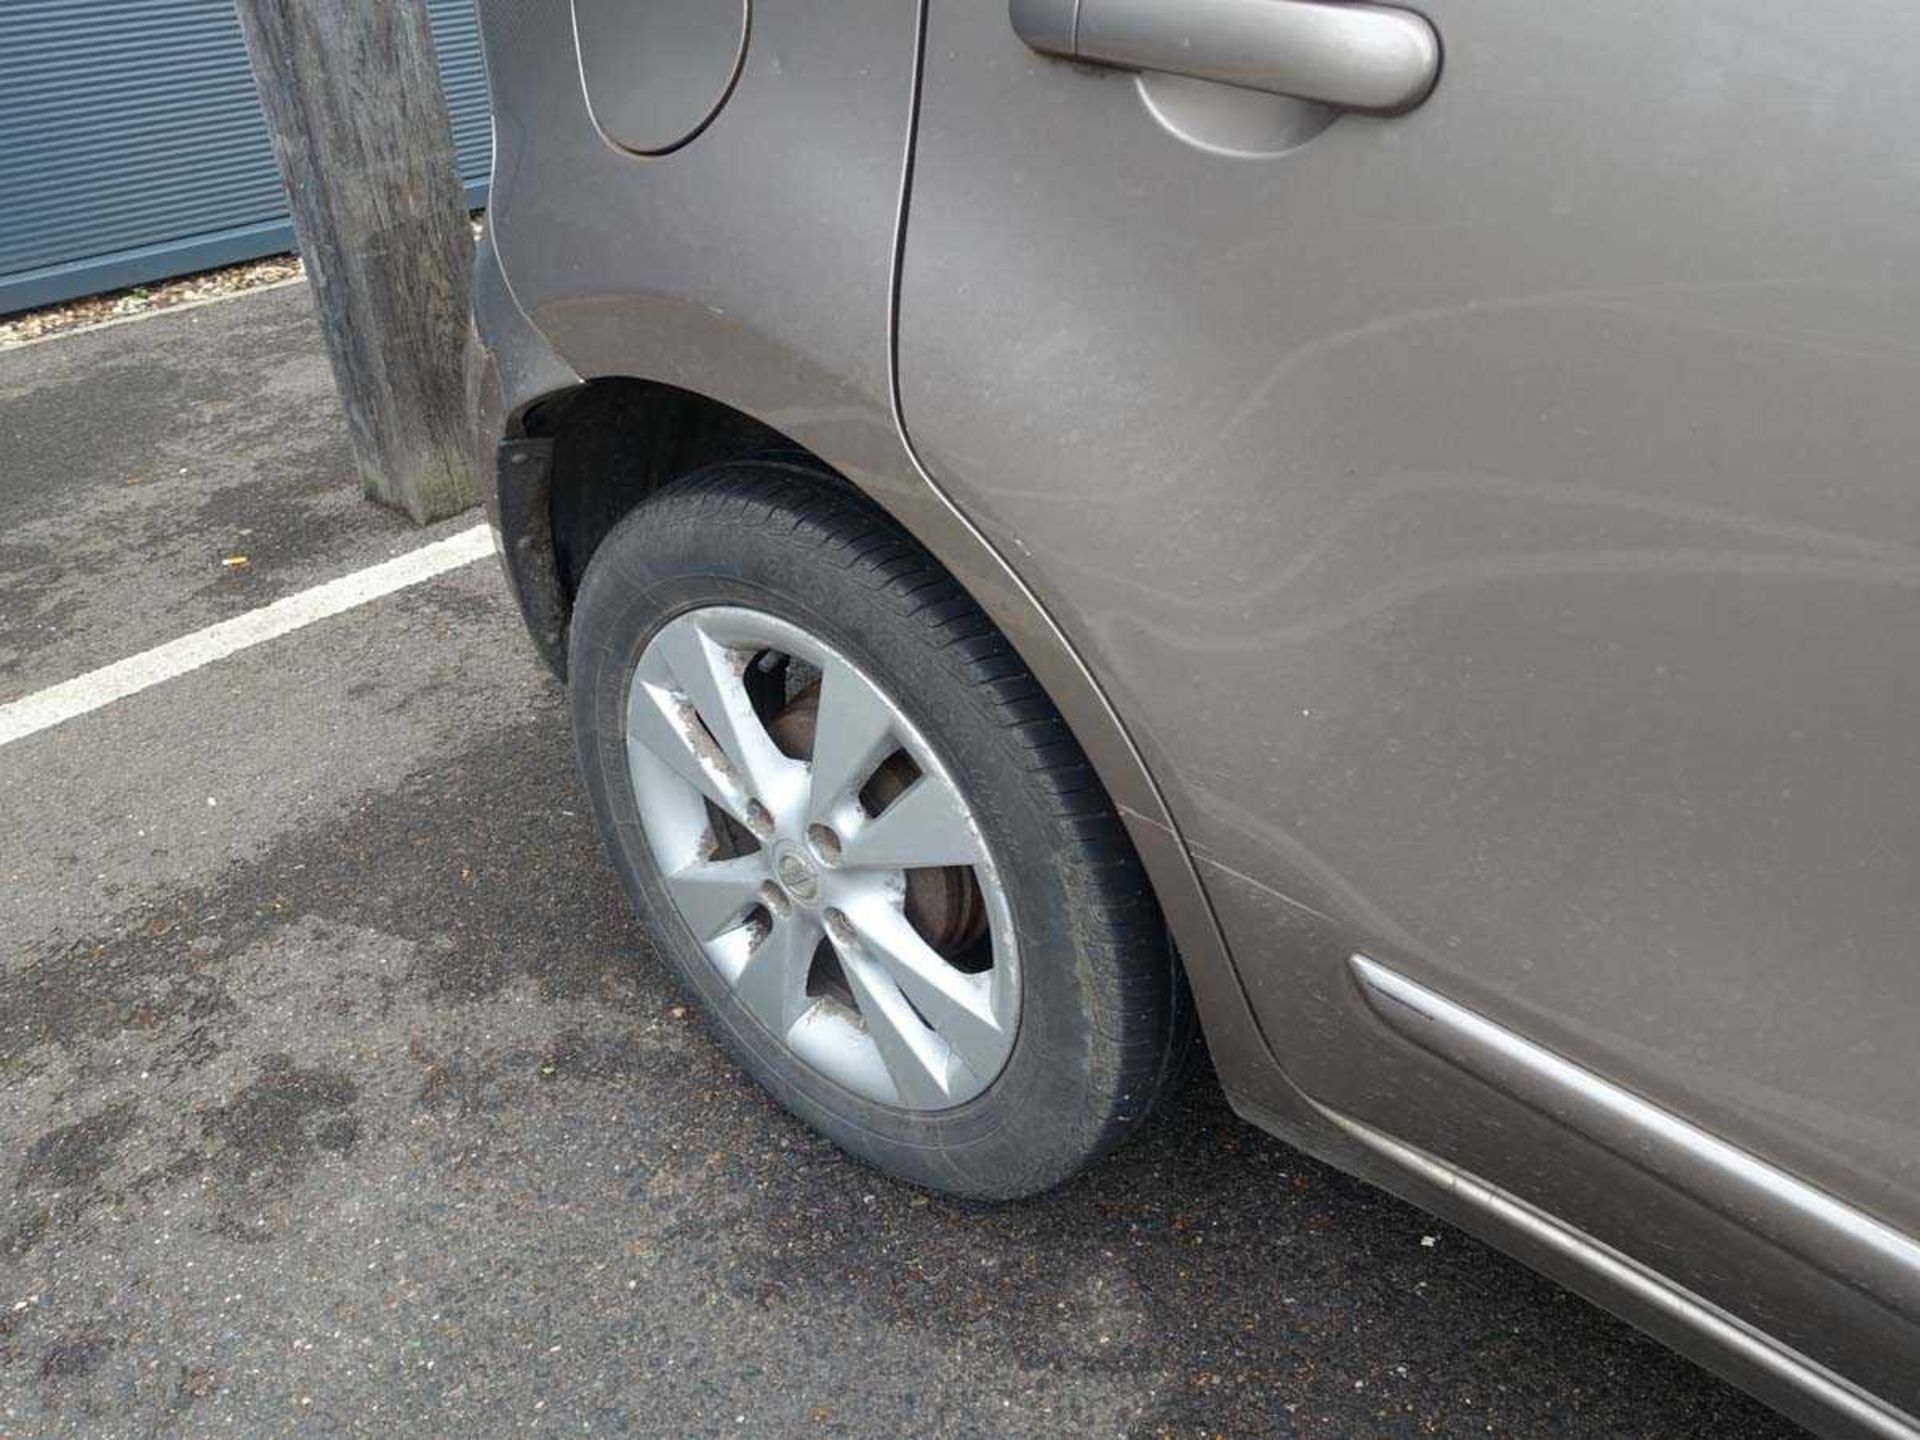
569, 454, 1192, 1199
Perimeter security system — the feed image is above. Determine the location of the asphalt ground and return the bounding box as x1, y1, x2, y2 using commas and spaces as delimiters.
0, 286, 1804, 1438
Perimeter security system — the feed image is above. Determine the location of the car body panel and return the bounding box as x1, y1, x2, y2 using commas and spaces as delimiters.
470, 0, 1920, 1430
892, 0, 1920, 1420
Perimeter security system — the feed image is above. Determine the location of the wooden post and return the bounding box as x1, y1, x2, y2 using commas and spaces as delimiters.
235, 0, 479, 524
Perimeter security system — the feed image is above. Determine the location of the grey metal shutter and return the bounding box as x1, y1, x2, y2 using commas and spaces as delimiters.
0, 0, 492, 315
430, 0, 493, 191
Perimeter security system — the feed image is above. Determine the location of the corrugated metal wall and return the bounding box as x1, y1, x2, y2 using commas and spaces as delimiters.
0, 0, 492, 315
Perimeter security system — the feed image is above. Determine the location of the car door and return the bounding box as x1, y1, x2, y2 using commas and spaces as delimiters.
896, 0, 1920, 1405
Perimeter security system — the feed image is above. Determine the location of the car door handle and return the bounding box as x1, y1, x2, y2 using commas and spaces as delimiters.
1010, 0, 1440, 113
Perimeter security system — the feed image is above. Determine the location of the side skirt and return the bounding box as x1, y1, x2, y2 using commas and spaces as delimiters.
1233, 954, 1920, 1440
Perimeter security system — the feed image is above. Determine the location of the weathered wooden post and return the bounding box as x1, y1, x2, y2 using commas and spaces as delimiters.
235, 0, 478, 524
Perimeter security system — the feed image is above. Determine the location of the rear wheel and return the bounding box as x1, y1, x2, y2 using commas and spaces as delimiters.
568, 456, 1190, 1199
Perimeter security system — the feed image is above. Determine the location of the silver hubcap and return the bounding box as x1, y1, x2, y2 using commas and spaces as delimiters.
623, 605, 1019, 1110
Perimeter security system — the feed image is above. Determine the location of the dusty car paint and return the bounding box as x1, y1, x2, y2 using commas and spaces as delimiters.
470, 2, 1920, 1434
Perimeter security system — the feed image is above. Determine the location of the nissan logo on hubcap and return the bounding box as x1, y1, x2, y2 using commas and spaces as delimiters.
774, 846, 819, 903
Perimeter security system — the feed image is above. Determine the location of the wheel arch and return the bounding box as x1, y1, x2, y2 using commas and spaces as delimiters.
482, 365, 1300, 1132
504, 376, 792, 673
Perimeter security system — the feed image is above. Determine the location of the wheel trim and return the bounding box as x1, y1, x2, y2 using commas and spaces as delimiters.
624, 605, 1020, 1110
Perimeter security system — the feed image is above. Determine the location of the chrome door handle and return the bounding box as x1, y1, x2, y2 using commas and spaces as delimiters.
1011, 0, 1440, 113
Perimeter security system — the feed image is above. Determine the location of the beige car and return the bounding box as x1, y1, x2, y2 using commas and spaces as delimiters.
469, 2, 1920, 1434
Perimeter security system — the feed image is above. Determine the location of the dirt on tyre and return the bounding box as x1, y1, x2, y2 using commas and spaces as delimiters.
568, 455, 1192, 1200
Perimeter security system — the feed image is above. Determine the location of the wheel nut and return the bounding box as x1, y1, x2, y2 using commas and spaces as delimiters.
745, 800, 774, 834
806, 824, 842, 866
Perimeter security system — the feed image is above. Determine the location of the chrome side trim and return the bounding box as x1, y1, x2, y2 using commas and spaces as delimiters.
1320, 1101, 1920, 1440
1350, 954, 1920, 1321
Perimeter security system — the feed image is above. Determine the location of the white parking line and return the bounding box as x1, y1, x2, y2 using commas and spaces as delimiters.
0, 523, 496, 749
